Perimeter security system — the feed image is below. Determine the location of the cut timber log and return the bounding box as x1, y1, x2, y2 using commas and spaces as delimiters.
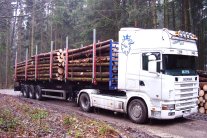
204, 102, 207, 109
204, 93, 207, 100
67, 77, 109, 82
68, 56, 110, 64
67, 45, 110, 60
64, 39, 111, 56
199, 82, 207, 90
68, 62, 109, 67
199, 77, 207, 82
199, 96, 204, 103
199, 90, 205, 97
58, 68, 64, 75
68, 66, 109, 72
197, 70, 207, 78
203, 85, 207, 91
199, 107, 205, 114
68, 72, 109, 78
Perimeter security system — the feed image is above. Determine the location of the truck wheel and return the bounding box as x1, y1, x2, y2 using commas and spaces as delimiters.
79, 93, 92, 112
21, 86, 24, 95
35, 85, 43, 101
22, 85, 29, 98
29, 85, 35, 99
128, 99, 148, 124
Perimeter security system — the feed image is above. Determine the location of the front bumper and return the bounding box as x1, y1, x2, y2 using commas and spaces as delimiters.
151, 106, 198, 119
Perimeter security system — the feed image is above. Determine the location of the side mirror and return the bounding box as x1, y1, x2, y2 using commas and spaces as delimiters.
148, 55, 157, 73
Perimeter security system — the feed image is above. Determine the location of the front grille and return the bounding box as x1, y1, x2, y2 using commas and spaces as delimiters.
180, 88, 193, 92
180, 84, 193, 87
175, 100, 197, 110
180, 93, 193, 98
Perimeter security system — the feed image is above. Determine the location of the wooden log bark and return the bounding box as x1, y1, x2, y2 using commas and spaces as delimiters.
68, 62, 109, 67
63, 39, 111, 56
68, 66, 109, 72
204, 102, 207, 110
197, 70, 207, 78
68, 56, 110, 64
68, 72, 109, 78
199, 77, 207, 82
67, 77, 109, 82
67, 45, 110, 60
199, 82, 207, 90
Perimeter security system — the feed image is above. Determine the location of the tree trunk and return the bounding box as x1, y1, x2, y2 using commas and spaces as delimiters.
198, 10, 204, 70
172, 1, 175, 30
183, 0, 189, 32
134, 0, 139, 27
31, 0, 35, 57
165, 0, 169, 28
189, 0, 194, 33
17, 2, 23, 62
55, 22, 57, 50
152, 0, 157, 29
41, 18, 43, 53
5, 19, 10, 88
0, 50, 3, 88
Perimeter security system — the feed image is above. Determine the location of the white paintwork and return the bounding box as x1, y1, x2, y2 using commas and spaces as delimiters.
78, 28, 199, 121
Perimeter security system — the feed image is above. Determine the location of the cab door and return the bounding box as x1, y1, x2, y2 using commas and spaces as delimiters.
139, 52, 162, 100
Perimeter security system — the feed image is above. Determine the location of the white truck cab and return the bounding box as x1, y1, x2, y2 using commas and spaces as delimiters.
78, 28, 198, 124
118, 28, 198, 121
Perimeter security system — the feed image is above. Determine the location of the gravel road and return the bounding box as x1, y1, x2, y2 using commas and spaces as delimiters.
0, 89, 206, 138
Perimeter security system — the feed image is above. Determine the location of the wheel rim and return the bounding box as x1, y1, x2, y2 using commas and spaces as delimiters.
131, 104, 142, 119
81, 97, 88, 109
36, 91, 39, 99
29, 89, 32, 97
23, 89, 26, 97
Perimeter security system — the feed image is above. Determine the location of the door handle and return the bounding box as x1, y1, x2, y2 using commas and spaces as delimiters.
139, 81, 145, 86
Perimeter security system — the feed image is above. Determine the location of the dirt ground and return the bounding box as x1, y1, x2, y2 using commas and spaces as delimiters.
1, 89, 207, 138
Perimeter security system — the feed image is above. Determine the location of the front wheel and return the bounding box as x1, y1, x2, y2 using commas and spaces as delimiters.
79, 93, 92, 112
128, 99, 148, 124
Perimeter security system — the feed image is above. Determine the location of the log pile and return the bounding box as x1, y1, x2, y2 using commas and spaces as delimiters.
15, 40, 118, 83
197, 70, 207, 114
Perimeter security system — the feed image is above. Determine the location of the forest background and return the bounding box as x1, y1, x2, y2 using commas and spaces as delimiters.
0, 0, 207, 88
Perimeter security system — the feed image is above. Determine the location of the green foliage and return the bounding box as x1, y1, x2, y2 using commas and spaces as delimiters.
0, 108, 18, 131
63, 116, 71, 125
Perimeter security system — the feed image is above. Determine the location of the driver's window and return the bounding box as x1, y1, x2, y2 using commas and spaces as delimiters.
142, 52, 161, 73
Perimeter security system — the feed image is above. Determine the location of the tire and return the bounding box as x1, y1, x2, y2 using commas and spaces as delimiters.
21, 86, 24, 95
79, 93, 92, 112
128, 99, 148, 124
22, 85, 29, 98
29, 85, 35, 99
35, 85, 43, 101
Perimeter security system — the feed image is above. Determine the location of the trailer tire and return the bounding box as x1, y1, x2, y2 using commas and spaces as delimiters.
35, 85, 43, 101
128, 99, 148, 124
29, 85, 35, 99
22, 85, 29, 98
79, 93, 92, 112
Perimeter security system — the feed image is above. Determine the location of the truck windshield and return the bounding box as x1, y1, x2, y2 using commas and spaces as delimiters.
163, 54, 196, 76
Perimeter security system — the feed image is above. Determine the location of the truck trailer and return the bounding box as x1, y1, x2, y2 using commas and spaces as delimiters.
14, 28, 199, 124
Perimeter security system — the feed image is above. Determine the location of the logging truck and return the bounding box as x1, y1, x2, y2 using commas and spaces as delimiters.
14, 28, 199, 124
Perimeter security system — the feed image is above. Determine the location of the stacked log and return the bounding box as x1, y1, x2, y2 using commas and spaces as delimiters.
16, 49, 65, 81
64, 42, 118, 82
15, 40, 118, 83
197, 70, 207, 114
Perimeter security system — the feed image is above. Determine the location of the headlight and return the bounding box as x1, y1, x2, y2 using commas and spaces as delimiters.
162, 104, 175, 110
